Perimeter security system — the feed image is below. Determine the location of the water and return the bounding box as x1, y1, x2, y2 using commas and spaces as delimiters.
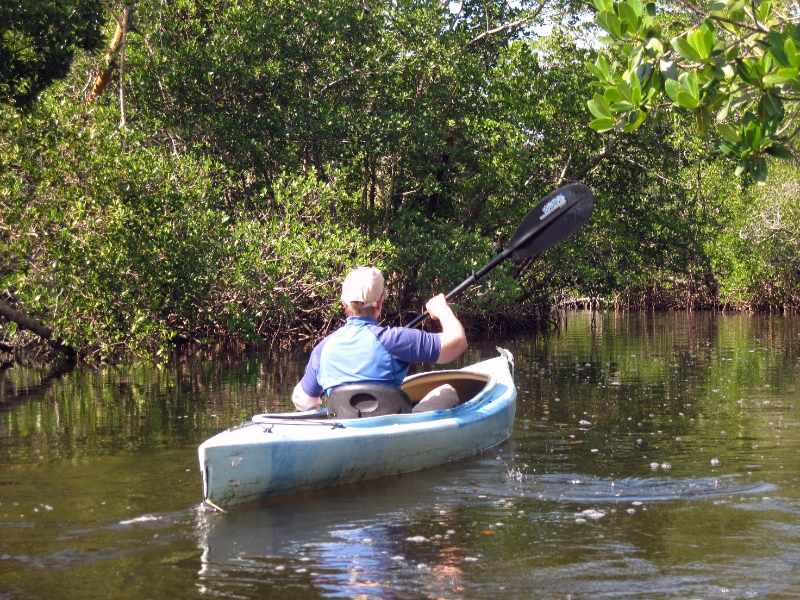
1, 311, 799, 598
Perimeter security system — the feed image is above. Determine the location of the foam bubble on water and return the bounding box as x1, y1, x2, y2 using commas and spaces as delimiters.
578, 509, 606, 520
295, 568, 307, 573
119, 514, 160, 525
275, 565, 285, 571
661, 462, 672, 470
417, 563, 428, 570
575, 518, 587, 524
627, 508, 636, 514
391, 556, 405, 561
650, 462, 660, 470
711, 458, 721, 466
406, 535, 426, 542
579, 420, 592, 426
591, 449, 599, 453
632, 501, 643, 506
464, 557, 479, 562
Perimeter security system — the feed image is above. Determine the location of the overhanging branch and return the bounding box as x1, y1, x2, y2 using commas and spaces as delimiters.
468, 1, 547, 45
0, 298, 77, 358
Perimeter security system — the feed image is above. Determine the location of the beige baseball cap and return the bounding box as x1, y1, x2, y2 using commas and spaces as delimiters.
341, 267, 384, 307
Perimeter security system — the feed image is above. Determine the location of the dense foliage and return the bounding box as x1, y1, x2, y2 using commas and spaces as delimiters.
587, 0, 799, 182
1, 0, 798, 362
0, 0, 105, 109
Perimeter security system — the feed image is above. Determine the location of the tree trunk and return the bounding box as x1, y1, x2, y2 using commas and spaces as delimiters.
0, 299, 77, 358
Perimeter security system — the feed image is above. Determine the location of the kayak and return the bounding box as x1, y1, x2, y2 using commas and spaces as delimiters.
198, 348, 516, 508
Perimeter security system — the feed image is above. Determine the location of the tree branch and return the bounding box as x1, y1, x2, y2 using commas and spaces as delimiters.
677, 0, 770, 33
0, 298, 77, 358
569, 135, 620, 182
468, 1, 547, 45
118, 5, 132, 128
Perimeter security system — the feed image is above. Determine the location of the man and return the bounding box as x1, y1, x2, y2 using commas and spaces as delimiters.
292, 266, 468, 412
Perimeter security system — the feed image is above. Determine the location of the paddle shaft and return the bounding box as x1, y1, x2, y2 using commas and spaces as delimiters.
405, 218, 546, 329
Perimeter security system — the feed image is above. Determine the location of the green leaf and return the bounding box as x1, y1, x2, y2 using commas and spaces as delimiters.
716, 97, 731, 121
676, 91, 699, 108
618, 2, 639, 28
588, 94, 614, 118
762, 67, 798, 85
594, 0, 614, 11
597, 11, 622, 37
604, 87, 623, 103
687, 27, 713, 60
716, 123, 741, 143
585, 61, 606, 82
753, 157, 768, 184
645, 37, 664, 57
744, 120, 761, 149
763, 143, 794, 159
610, 101, 635, 111
616, 80, 634, 103
786, 38, 799, 68
767, 30, 790, 67
660, 60, 678, 80
760, 92, 784, 119
628, 0, 643, 17
671, 37, 702, 62
590, 117, 617, 131
681, 71, 700, 100
665, 79, 680, 102
621, 109, 647, 131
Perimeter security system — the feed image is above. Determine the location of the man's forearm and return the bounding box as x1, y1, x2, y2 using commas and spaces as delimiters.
436, 313, 467, 363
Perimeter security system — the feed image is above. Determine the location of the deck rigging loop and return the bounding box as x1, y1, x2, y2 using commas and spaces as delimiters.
250, 415, 346, 429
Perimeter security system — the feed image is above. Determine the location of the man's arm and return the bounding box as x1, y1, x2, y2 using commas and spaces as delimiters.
425, 294, 467, 364
292, 382, 322, 411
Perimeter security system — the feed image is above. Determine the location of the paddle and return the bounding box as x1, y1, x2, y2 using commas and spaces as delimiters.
406, 182, 594, 328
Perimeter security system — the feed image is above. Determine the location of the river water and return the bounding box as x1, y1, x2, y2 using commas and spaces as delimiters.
1, 311, 799, 599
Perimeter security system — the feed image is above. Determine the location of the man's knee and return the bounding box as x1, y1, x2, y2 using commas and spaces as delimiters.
412, 384, 459, 413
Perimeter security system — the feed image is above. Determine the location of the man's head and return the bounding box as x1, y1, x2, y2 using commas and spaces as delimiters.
341, 266, 384, 318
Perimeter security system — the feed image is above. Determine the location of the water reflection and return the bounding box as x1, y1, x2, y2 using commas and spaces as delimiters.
1, 311, 799, 598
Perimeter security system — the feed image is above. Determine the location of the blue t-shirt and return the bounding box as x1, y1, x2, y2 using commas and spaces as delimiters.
300, 317, 441, 397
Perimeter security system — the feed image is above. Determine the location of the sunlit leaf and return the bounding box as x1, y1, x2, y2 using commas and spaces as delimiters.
589, 117, 617, 131
716, 123, 740, 143
671, 37, 702, 62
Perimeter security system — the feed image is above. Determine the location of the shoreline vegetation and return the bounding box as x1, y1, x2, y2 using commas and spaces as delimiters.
2, 0, 799, 367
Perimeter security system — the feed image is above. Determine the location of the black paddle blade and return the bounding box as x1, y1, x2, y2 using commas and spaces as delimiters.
506, 183, 594, 260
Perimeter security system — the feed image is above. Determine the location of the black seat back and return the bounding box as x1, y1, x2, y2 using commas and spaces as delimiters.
327, 383, 412, 419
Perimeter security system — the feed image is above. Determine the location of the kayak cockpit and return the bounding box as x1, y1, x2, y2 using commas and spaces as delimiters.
402, 369, 490, 407
250, 369, 492, 422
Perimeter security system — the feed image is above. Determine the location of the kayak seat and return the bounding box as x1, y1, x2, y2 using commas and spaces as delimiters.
327, 383, 412, 419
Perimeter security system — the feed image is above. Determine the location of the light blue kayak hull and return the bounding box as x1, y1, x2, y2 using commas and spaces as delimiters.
198, 352, 516, 507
